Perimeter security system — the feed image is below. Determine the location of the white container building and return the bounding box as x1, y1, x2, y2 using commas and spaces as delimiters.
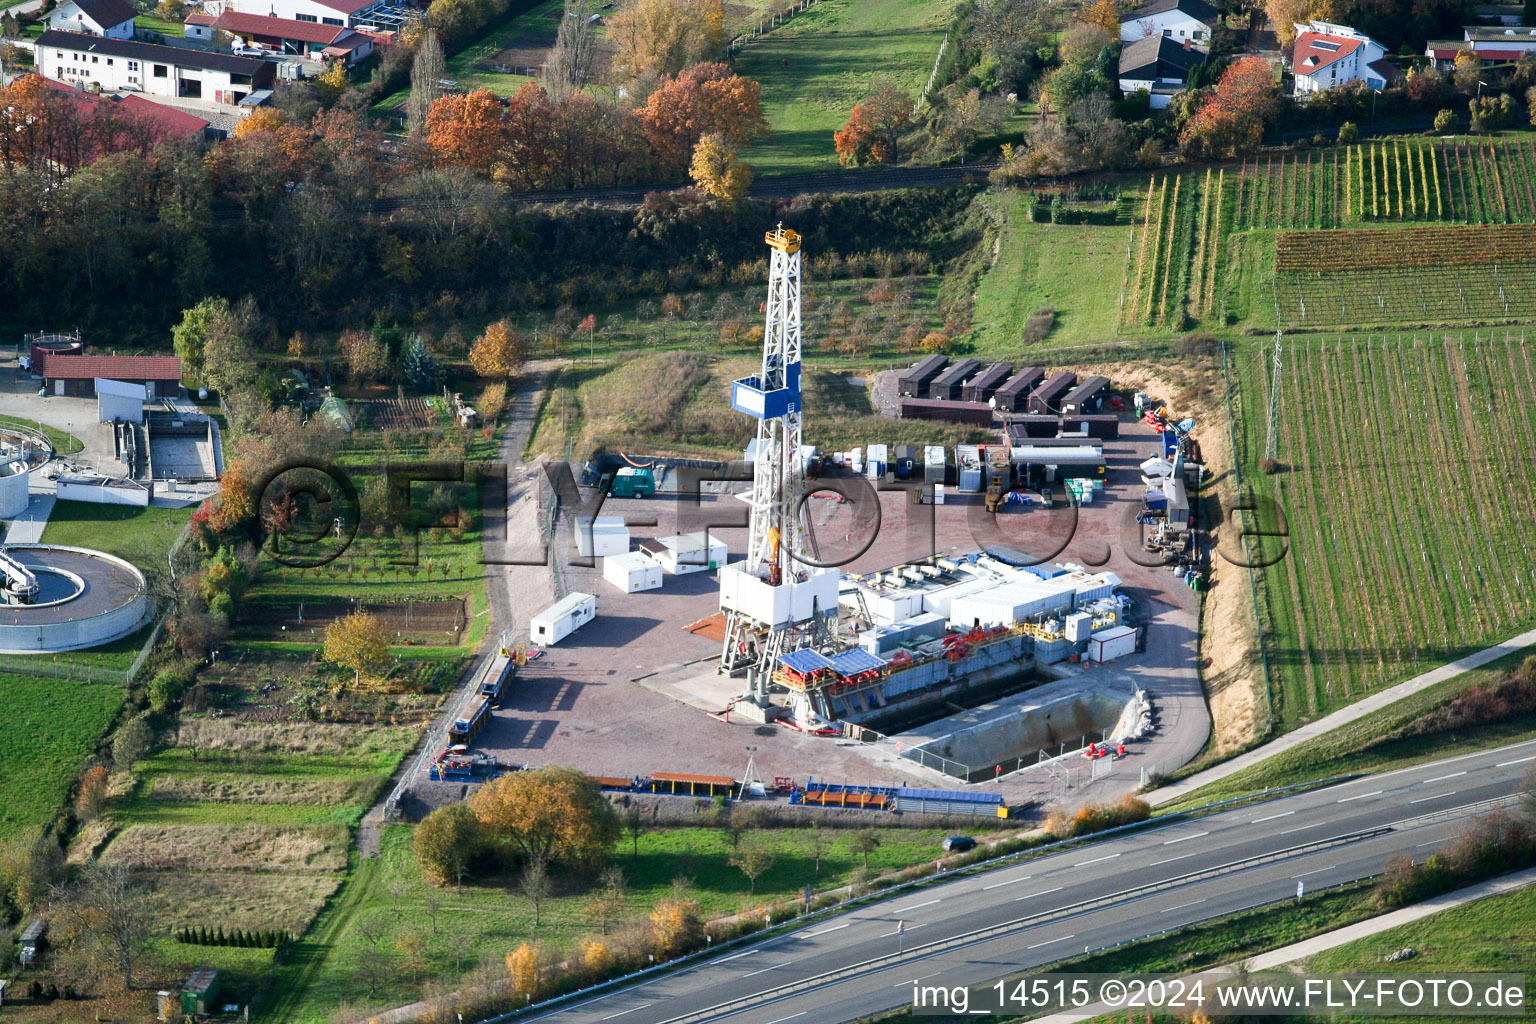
641, 532, 728, 575
1085, 624, 1137, 662
573, 516, 629, 558
530, 592, 596, 645
602, 551, 662, 593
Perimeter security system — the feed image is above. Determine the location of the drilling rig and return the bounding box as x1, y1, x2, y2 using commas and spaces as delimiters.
718, 226, 840, 696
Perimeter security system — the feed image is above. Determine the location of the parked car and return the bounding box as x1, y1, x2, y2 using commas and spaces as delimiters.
941, 835, 976, 853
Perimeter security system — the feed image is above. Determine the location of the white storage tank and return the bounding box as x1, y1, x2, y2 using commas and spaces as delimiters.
530, 592, 596, 645
602, 551, 662, 593
573, 516, 629, 558
1086, 624, 1137, 662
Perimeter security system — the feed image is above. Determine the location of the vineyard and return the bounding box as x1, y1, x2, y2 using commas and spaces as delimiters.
1273, 225, 1536, 328
1233, 332, 1536, 729
1122, 170, 1232, 331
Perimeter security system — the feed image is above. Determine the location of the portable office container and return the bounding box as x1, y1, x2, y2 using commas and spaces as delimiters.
603, 551, 663, 593
529, 592, 597, 645
991, 367, 1044, 412
961, 362, 1012, 404
1026, 372, 1077, 414
897, 354, 949, 398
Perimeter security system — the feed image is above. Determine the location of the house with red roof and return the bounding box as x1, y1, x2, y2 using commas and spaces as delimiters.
35, 352, 183, 399
1291, 20, 1397, 96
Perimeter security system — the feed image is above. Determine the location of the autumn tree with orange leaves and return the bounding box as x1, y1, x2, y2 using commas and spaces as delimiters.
638, 63, 769, 170
1179, 57, 1280, 159
834, 85, 913, 166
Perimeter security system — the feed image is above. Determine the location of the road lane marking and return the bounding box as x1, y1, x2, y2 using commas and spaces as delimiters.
1251, 810, 1295, 824
1422, 771, 1467, 784
763, 1013, 807, 1024
983, 875, 1033, 890
1278, 821, 1328, 835
601, 1005, 652, 1020
801, 923, 849, 938
1150, 850, 1204, 867
1289, 866, 1334, 879
1075, 854, 1121, 867
743, 962, 793, 978
893, 899, 940, 913
1160, 898, 1207, 913
1014, 886, 1064, 902
1026, 934, 1075, 950
1337, 790, 1382, 803
1497, 755, 1536, 767
1163, 831, 1208, 845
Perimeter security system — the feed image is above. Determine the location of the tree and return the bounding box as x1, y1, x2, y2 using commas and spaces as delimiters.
520, 855, 553, 926
469, 319, 526, 379
471, 766, 620, 868
728, 839, 777, 896
639, 63, 769, 169
849, 829, 881, 869
322, 610, 391, 688
48, 862, 152, 990
547, 0, 598, 96
408, 31, 446, 137
426, 89, 510, 177
610, 0, 725, 78
834, 85, 913, 166
689, 132, 752, 204
111, 714, 154, 770
1179, 57, 1280, 159
414, 803, 482, 886
506, 942, 543, 1001
340, 328, 389, 383
1337, 120, 1358, 143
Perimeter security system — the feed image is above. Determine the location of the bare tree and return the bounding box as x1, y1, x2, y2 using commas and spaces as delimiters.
408, 31, 446, 137
546, 0, 598, 97
48, 862, 153, 990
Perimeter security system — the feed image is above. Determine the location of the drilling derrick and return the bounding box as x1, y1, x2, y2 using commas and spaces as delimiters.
719, 226, 839, 688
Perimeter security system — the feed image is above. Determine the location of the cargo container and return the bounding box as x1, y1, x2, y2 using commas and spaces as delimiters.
529, 592, 596, 645
606, 466, 655, 498
641, 532, 727, 574
961, 362, 1013, 404
897, 354, 949, 398
991, 367, 1044, 412
865, 443, 888, 478
573, 515, 628, 558
1086, 624, 1138, 662
898, 397, 993, 425
1060, 375, 1110, 415
1061, 413, 1121, 439
892, 444, 917, 479
603, 550, 663, 593
927, 358, 982, 401
1026, 371, 1077, 414
923, 445, 946, 485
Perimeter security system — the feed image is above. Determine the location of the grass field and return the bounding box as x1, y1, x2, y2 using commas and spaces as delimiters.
1230, 331, 1536, 732
735, 0, 960, 174
971, 194, 1133, 349
0, 674, 124, 840
276, 822, 961, 1022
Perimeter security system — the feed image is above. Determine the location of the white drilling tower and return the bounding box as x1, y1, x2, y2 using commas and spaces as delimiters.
718, 226, 838, 688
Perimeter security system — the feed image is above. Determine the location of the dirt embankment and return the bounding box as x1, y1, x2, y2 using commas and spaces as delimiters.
1075, 354, 1265, 758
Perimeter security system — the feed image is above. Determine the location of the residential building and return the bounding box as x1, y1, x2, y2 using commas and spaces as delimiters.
211, 11, 373, 62
35, 30, 274, 107
1425, 24, 1536, 67
44, 0, 135, 39
1291, 20, 1397, 95
33, 353, 183, 398
205, 0, 385, 29
1119, 34, 1206, 108
1119, 0, 1219, 44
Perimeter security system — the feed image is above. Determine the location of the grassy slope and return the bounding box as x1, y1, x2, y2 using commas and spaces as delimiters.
0, 674, 124, 840
970, 194, 1133, 350
735, 0, 959, 175
280, 823, 958, 1022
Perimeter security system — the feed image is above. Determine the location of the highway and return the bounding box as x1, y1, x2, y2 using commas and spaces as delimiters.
522, 739, 1536, 1024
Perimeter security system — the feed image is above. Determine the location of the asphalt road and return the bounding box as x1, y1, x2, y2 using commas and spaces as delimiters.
522, 739, 1536, 1024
